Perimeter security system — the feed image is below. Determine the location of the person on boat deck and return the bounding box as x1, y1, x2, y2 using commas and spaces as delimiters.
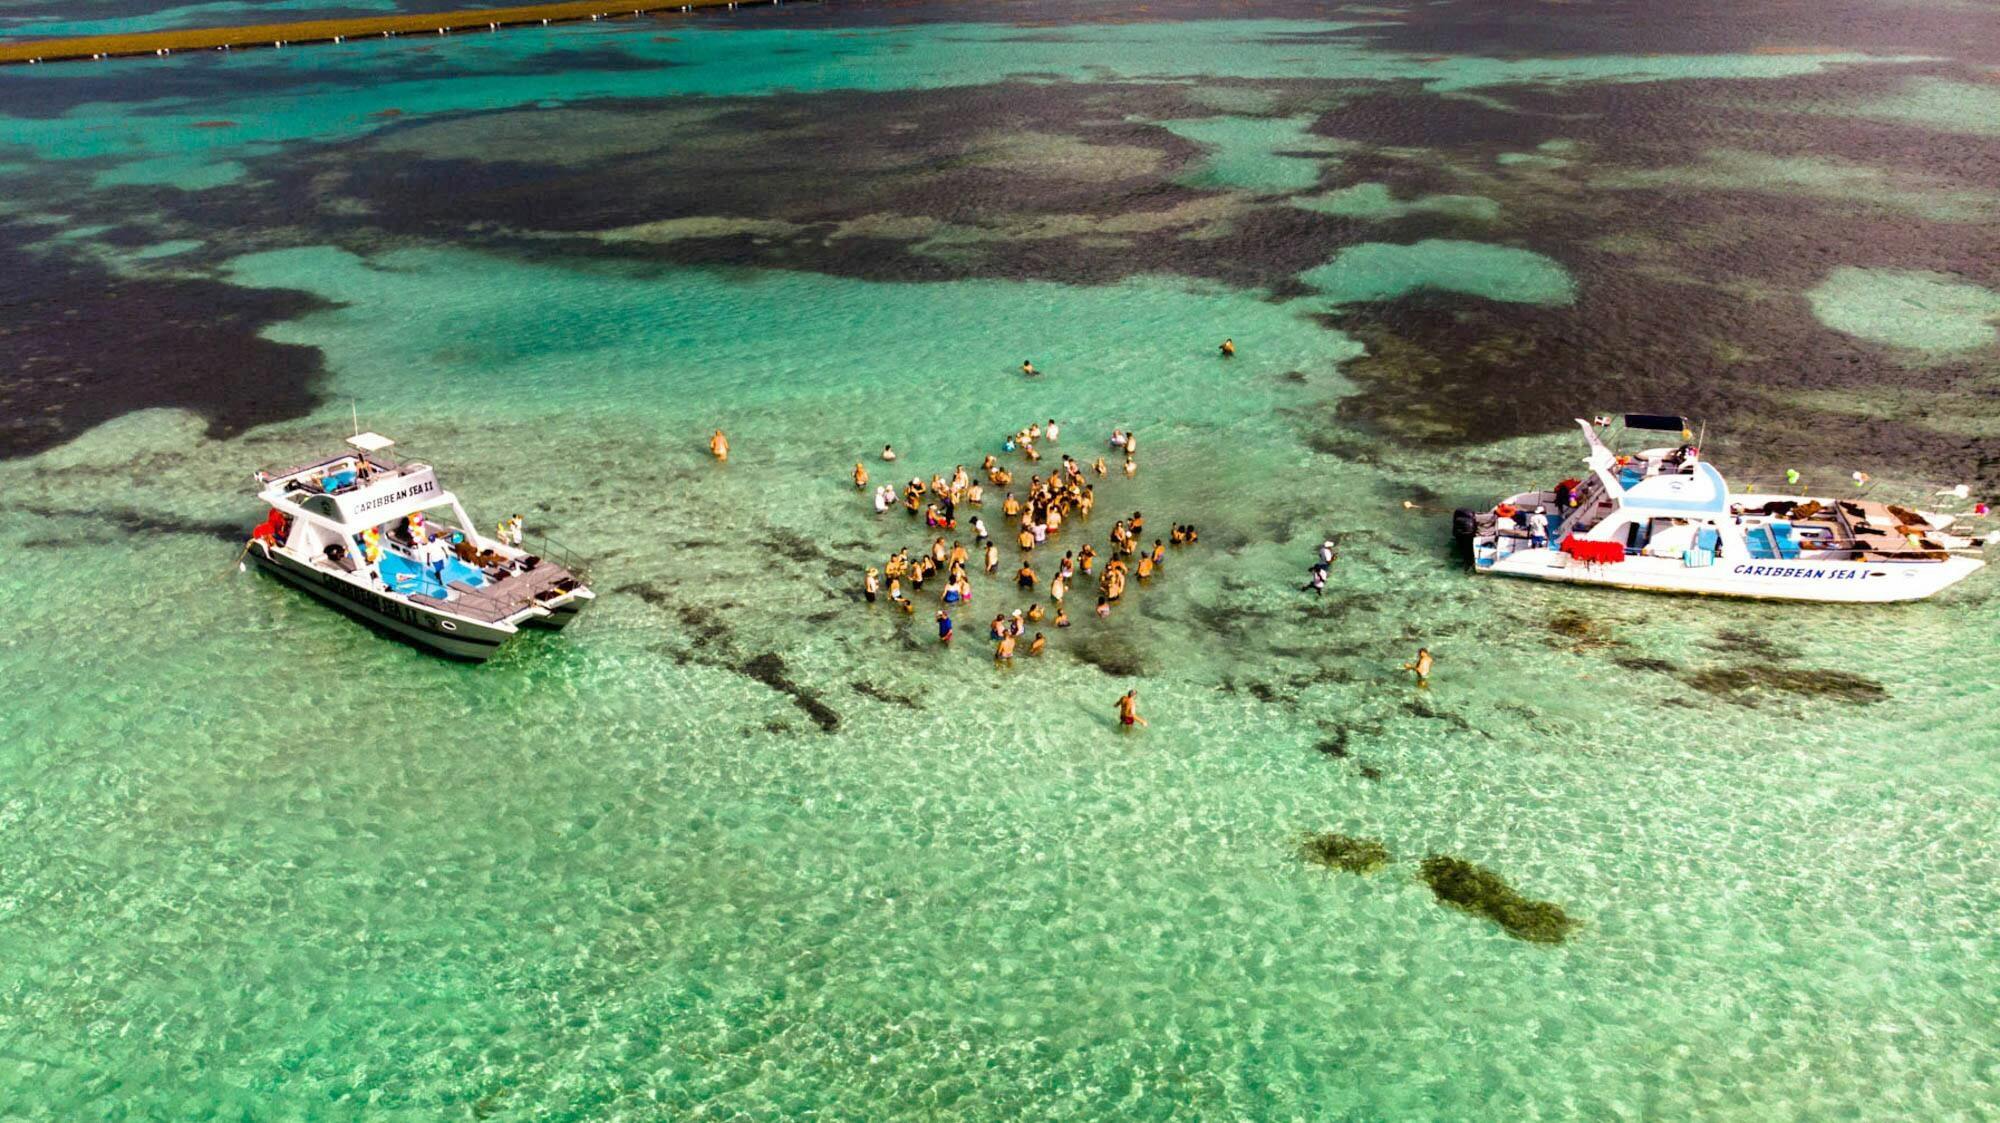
406, 510, 429, 544
358, 526, 382, 564
498, 513, 523, 547
420, 533, 448, 582
1526, 507, 1549, 548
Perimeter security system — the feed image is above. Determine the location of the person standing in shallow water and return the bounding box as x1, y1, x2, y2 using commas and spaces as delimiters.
1219, 338, 1235, 358
1116, 689, 1147, 730
936, 610, 953, 645
709, 429, 729, 462
1402, 647, 1433, 687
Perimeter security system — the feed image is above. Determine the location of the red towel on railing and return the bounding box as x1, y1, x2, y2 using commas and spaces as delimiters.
251, 508, 288, 543
1561, 534, 1625, 564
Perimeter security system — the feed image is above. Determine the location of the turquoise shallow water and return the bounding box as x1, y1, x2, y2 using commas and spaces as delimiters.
2, 7, 1999, 1119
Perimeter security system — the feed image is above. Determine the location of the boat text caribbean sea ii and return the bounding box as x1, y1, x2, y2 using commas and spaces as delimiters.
1453, 415, 1984, 603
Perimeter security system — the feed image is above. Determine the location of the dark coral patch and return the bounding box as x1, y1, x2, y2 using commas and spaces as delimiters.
741, 651, 842, 732
1683, 664, 1887, 706
1420, 855, 1578, 944
0, 220, 327, 461
1300, 832, 1392, 874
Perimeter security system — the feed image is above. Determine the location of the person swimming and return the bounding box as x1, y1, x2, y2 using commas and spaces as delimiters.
1219, 338, 1235, 358
1021, 360, 1038, 376
882, 444, 897, 461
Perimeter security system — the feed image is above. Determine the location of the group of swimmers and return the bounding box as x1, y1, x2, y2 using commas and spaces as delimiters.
859, 424, 1203, 671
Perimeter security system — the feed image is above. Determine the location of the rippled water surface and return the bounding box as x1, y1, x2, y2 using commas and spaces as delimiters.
1, 1, 1997, 1117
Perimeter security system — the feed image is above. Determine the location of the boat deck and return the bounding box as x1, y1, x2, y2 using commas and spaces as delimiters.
410, 559, 583, 623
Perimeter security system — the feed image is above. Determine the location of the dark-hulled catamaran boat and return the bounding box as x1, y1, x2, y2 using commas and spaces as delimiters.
245, 432, 594, 661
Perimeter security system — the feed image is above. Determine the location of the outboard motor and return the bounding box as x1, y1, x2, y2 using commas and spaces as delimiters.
1452, 508, 1479, 565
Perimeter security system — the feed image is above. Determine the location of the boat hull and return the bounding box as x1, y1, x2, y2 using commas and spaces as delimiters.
252, 546, 515, 661
1476, 548, 1984, 603
524, 589, 592, 630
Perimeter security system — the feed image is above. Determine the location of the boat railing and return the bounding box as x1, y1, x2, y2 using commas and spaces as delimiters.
522, 530, 590, 581
257, 450, 417, 490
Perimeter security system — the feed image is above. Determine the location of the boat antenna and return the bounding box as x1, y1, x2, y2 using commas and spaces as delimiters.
351, 400, 360, 437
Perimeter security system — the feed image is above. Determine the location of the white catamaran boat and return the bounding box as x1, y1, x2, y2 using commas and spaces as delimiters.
246, 432, 594, 660
1454, 414, 1985, 603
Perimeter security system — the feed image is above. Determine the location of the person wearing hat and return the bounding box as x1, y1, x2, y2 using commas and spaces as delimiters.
1527, 506, 1549, 549
863, 567, 880, 604
1315, 539, 1336, 574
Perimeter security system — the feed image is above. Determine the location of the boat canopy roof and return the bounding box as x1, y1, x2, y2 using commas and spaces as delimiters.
1620, 460, 1730, 518
346, 431, 396, 454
